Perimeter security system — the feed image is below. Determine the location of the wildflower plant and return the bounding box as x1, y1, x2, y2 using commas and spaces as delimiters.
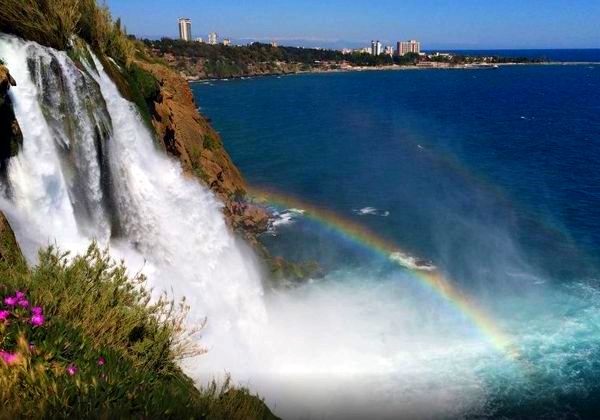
0, 289, 45, 366
0, 243, 274, 419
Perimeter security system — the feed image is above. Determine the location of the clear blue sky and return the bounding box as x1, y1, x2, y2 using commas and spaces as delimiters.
106, 0, 600, 49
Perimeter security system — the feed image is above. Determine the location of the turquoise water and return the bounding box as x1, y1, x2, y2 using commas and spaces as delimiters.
192, 64, 600, 417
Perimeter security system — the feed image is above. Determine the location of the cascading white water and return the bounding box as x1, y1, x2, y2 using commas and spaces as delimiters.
0, 33, 267, 370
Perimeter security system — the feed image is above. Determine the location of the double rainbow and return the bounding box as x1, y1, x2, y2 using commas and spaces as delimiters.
249, 185, 519, 359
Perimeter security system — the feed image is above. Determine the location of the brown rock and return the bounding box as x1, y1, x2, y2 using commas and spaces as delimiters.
0, 65, 23, 166
135, 59, 269, 240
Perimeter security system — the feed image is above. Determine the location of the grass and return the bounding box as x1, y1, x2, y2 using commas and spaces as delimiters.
0, 243, 277, 419
0, 1, 164, 136
0, 0, 135, 67
203, 132, 220, 151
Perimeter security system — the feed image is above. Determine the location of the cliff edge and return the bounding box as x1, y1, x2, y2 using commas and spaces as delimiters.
134, 59, 270, 243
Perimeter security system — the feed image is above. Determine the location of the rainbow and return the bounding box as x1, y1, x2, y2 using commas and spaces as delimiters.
248, 185, 519, 358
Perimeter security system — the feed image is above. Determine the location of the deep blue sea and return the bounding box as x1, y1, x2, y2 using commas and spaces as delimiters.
192, 62, 600, 418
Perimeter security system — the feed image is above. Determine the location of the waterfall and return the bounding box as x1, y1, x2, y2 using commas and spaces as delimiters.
0, 34, 268, 366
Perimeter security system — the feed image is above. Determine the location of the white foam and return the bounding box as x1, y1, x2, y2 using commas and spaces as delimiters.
353, 206, 390, 217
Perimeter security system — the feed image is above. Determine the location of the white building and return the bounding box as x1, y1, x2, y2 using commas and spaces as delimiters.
397, 39, 421, 56
208, 32, 218, 45
195, 37, 204, 43
178, 18, 192, 42
222, 38, 231, 46
384, 45, 394, 56
371, 40, 382, 55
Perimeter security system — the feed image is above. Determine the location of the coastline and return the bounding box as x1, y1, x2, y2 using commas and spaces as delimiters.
188, 60, 600, 83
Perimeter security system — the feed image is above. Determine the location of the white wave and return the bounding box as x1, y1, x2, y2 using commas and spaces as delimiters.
271, 208, 305, 225
353, 206, 390, 217
390, 251, 436, 272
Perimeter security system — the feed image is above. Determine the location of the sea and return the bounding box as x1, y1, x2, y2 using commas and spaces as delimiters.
191, 57, 600, 418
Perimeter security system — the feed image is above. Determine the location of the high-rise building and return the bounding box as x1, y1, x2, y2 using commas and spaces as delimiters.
396, 40, 421, 56
222, 38, 231, 46
371, 40, 382, 56
384, 45, 394, 56
178, 18, 192, 42
208, 32, 218, 45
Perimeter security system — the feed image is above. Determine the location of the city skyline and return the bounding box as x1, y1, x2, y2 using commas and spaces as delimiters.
106, 0, 600, 49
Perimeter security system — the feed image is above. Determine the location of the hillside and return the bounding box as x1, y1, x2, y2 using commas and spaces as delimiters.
143, 39, 547, 80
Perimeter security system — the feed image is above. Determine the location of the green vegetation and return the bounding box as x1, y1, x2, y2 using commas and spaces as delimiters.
143, 40, 430, 79
121, 63, 160, 124
0, 243, 277, 419
0, 1, 162, 125
203, 132, 220, 151
145, 39, 548, 79
0, 0, 135, 67
145, 39, 395, 78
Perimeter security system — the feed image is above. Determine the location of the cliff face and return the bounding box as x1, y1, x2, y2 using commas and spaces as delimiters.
0, 65, 22, 175
135, 60, 270, 242
134, 58, 321, 280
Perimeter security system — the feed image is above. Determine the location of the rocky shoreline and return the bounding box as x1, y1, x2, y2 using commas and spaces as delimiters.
184, 60, 599, 82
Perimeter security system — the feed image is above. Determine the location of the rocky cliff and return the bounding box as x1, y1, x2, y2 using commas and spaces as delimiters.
0, 65, 22, 176
133, 59, 270, 243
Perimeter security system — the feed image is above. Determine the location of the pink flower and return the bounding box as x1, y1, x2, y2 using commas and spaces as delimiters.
17, 299, 29, 308
66, 364, 78, 376
0, 351, 19, 365
0, 310, 10, 320
31, 306, 43, 315
97, 356, 106, 366
30, 314, 44, 327
15, 291, 25, 300
3, 296, 17, 306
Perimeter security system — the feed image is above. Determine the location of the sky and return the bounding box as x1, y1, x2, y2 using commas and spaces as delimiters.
106, 0, 600, 49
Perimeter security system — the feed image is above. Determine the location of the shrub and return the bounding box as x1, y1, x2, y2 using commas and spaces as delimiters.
0, 244, 277, 419
203, 132, 220, 151
0, 0, 135, 67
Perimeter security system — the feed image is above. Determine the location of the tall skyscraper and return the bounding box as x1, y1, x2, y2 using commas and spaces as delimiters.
371, 40, 382, 56
396, 40, 421, 56
178, 18, 192, 41
208, 32, 218, 45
